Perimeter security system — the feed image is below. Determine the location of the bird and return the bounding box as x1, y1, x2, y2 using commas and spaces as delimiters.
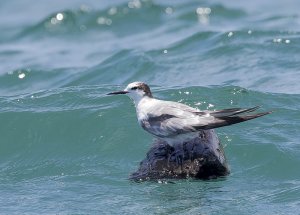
107, 82, 271, 146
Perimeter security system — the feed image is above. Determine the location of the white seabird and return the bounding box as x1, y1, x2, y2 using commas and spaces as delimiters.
107, 82, 271, 146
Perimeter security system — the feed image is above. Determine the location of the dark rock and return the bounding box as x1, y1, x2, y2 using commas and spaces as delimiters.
130, 129, 230, 181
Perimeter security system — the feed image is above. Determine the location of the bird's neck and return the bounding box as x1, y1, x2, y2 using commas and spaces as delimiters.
131, 95, 152, 107
134, 96, 154, 121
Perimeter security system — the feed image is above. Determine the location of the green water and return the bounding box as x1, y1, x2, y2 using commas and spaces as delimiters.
0, 0, 300, 214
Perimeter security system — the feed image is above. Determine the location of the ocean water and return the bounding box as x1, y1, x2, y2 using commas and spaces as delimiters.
0, 0, 300, 214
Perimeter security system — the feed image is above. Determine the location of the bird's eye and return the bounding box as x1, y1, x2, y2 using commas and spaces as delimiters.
131, 87, 138, 90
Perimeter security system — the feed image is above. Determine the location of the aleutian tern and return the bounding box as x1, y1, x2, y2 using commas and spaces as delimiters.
108, 82, 271, 145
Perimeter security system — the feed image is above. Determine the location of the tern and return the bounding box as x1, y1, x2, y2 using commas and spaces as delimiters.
108, 82, 271, 145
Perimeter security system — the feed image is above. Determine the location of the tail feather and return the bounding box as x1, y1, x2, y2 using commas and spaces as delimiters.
209, 106, 261, 117
218, 111, 272, 125
193, 109, 272, 130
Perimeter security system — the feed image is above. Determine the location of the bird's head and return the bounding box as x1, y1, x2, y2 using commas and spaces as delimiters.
107, 82, 153, 103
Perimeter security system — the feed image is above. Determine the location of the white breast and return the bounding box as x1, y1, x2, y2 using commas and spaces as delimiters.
135, 97, 157, 120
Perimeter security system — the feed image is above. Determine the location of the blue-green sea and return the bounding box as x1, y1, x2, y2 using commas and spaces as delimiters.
1, 0, 300, 214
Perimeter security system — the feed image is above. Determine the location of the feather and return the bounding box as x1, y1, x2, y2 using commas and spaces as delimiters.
192, 111, 272, 130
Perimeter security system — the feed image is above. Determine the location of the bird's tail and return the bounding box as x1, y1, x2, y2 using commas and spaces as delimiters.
217, 111, 272, 126
194, 106, 272, 130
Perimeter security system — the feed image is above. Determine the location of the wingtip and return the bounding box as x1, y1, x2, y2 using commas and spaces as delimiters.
249, 105, 261, 112
251, 105, 273, 115
243, 111, 272, 120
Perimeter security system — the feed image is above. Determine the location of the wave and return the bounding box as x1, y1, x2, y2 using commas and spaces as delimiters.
1, 0, 300, 213
15, 1, 167, 39
11, 1, 249, 40
0, 85, 299, 183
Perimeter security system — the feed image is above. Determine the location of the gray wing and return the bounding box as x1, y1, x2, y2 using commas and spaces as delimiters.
139, 101, 199, 137
140, 103, 271, 138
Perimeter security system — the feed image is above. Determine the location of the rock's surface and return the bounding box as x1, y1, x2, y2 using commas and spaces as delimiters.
130, 129, 229, 181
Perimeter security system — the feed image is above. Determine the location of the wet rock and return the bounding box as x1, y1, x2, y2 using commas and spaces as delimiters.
130, 129, 230, 181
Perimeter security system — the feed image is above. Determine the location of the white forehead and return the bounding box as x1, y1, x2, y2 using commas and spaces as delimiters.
126, 82, 143, 89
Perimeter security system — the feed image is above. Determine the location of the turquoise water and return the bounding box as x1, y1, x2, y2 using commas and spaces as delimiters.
1, 0, 300, 214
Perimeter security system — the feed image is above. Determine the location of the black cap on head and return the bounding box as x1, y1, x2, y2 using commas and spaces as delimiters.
132, 82, 153, 98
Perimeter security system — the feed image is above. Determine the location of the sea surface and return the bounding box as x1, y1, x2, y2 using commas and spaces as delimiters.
0, 0, 300, 214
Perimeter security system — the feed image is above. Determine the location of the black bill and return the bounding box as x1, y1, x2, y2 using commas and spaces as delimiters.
107, 91, 129, 95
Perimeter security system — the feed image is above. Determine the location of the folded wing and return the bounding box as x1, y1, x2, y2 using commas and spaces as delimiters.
141, 103, 271, 138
